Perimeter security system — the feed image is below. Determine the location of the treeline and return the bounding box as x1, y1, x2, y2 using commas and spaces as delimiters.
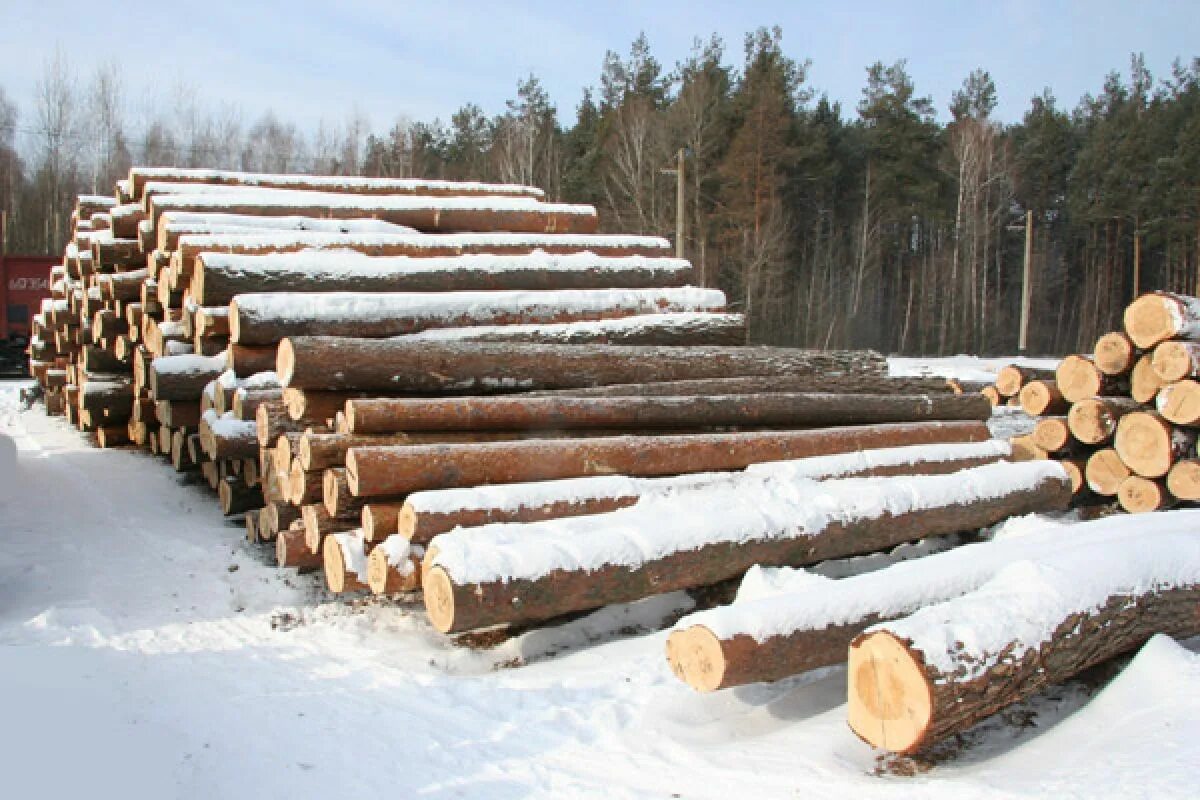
2, 32, 1198, 355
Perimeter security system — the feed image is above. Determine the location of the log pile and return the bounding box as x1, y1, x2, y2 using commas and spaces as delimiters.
30, 165, 1033, 635
974, 291, 1200, 514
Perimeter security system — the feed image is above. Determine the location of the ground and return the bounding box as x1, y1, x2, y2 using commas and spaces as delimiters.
1, 359, 1197, 799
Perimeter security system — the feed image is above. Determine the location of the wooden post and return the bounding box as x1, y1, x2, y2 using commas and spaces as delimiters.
1019, 209, 1034, 354
676, 148, 685, 259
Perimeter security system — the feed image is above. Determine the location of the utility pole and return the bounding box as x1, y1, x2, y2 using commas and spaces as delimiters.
1018, 209, 1034, 354
1133, 216, 1141, 301
660, 148, 686, 259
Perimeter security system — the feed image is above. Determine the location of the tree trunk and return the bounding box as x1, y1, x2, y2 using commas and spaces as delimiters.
423, 461, 1070, 633
278, 339, 888, 393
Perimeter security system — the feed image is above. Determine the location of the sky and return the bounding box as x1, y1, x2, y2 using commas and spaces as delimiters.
1, 0, 1196, 145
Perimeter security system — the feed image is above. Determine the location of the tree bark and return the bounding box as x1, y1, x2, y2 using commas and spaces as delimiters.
278, 339, 888, 393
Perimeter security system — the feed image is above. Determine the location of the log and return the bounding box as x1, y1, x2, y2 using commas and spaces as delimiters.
148, 190, 599, 234
302, 504, 360, 554
282, 390, 348, 423
1151, 340, 1200, 383
1031, 416, 1073, 453
1165, 458, 1200, 501
1123, 291, 1200, 348
1155, 379, 1200, 426
219, 478, 264, 516
255, 400, 317, 447
276, 525, 322, 569
422, 461, 1071, 633
1055, 355, 1128, 403
81, 345, 127, 374
366, 539, 422, 594
322, 467, 363, 517
666, 511, 1173, 692
994, 365, 1055, 398
396, 440, 1011, 546
1131, 353, 1168, 403
233, 387, 283, 420
287, 461, 325, 506
400, 313, 747, 347
1114, 411, 1199, 478
526, 373, 955, 400
1067, 396, 1142, 445
1006, 434, 1047, 461
229, 287, 726, 345
347, 420, 990, 498
95, 425, 129, 448
1117, 475, 1174, 513
149, 353, 226, 401
847, 533, 1200, 753
261, 503, 303, 541
155, 400, 201, 429
278, 339, 888, 393
1093, 331, 1138, 375
323, 531, 371, 593
245, 510, 261, 543
361, 502, 408, 543
199, 410, 259, 461
192, 250, 695, 305
79, 380, 133, 413
1056, 456, 1087, 495
980, 386, 1001, 407
228, 343, 278, 378
1085, 448, 1132, 497
342, 392, 990, 435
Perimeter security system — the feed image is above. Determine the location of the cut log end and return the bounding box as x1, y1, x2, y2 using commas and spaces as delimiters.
847, 631, 934, 755
1124, 293, 1181, 349
1131, 355, 1166, 404
1115, 411, 1193, 478
664, 626, 727, 693
980, 386, 1001, 407
366, 547, 421, 594
1157, 380, 1200, 426
1055, 356, 1102, 403
1093, 332, 1137, 376
1032, 417, 1071, 453
1017, 380, 1066, 417
322, 536, 366, 594
1151, 341, 1199, 383
1166, 459, 1200, 501
1117, 475, 1171, 514
424, 565, 457, 633
1085, 449, 1131, 496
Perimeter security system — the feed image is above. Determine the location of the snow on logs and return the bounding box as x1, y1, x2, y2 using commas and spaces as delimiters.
228, 287, 727, 345
343, 392, 991, 435
147, 188, 599, 234
277, 340, 889, 393
666, 509, 1187, 693
393, 440, 1013, 546
395, 313, 749, 347
346, 421, 992, 498
191, 250, 696, 305
847, 526, 1200, 754
421, 460, 1072, 633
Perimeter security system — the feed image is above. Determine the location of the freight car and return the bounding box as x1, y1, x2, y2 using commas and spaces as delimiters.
1, 254, 57, 376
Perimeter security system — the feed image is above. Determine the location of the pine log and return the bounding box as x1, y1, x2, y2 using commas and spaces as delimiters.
1124, 291, 1200, 348
995, 366, 1055, 397
323, 531, 371, 593
1067, 396, 1142, 445
847, 532, 1200, 754
228, 343, 278, 378
1032, 417, 1073, 453
397, 440, 1011, 546
282, 390, 348, 423
278, 339, 888, 393
422, 461, 1071, 633
79, 379, 133, 413
1093, 331, 1138, 375
400, 313, 748, 347
1056, 456, 1087, 495
342, 392, 990, 435
81, 345, 127, 374
245, 509, 262, 543
1157, 379, 1200, 426
302, 504, 360, 554
261, 503, 303, 542
1165, 458, 1200, 501
288, 461, 325, 506
1131, 353, 1168, 403
255, 400, 326, 447
981, 386, 1001, 407
199, 411, 259, 461
233, 387, 283, 420
1117, 475, 1174, 513
1007, 435, 1048, 461
366, 539, 422, 594
219, 478, 263, 516
322, 467, 363, 517
170, 429, 198, 472
149, 352, 226, 401
362, 502, 408, 543
1055, 355, 1128, 403
1085, 448, 1132, 496
347, 421, 989, 498
95, 425, 129, 448
1114, 411, 1199, 478
277, 525, 322, 569
155, 400, 201, 429
666, 510, 1169, 692
193, 250, 695, 306
229, 287, 725, 345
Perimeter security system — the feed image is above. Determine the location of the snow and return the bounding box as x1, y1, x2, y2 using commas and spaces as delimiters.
428, 460, 1066, 586
150, 352, 225, 377
678, 511, 1196, 643
2, 355, 1198, 798
159, 211, 416, 236
877, 526, 1200, 679
402, 312, 741, 342
176, 230, 671, 252
331, 530, 368, 580
150, 187, 594, 216
889, 355, 1059, 384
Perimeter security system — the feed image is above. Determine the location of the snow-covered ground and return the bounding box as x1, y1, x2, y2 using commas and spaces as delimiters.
1, 372, 1197, 799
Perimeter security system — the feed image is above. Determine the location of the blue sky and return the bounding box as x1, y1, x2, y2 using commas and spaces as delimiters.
1, 0, 1196, 141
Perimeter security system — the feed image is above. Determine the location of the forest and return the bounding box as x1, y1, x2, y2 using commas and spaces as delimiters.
1, 28, 1197, 356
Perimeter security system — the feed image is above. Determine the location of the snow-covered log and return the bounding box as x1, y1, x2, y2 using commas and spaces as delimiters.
191, 250, 695, 305
395, 440, 1012, 545
421, 460, 1071, 633
1124, 291, 1200, 348
346, 420, 992, 498
156, 212, 415, 250
667, 510, 1197, 692
366, 539, 423, 594
277, 339, 889, 393
148, 352, 226, 401
228, 287, 726, 345
147, 188, 599, 234
323, 530, 370, 593
392, 313, 748, 347
199, 410, 258, 461
847, 526, 1200, 754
